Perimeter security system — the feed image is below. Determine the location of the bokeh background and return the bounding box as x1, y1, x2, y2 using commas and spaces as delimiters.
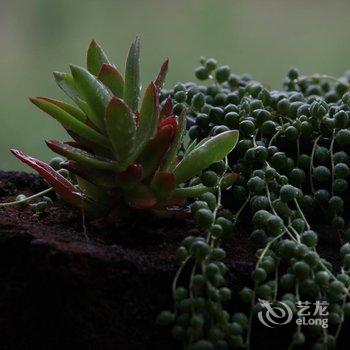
1, 0, 350, 170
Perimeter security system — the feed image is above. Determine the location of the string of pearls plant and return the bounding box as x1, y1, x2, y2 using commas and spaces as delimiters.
158, 158, 251, 349
159, 58, 350, 349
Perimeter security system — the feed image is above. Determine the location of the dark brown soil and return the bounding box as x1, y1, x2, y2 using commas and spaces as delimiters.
0, 171, 257, 350
0, 171, 349, 350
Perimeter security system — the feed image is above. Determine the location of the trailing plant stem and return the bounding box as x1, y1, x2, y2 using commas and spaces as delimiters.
0, 187, 54, 207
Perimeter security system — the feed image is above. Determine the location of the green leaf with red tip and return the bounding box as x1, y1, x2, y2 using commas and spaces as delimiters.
70, 64, 112, 132
136, 124, 174, 179
61, 160, 117, 189
123, 37, 140, 112
105, 97, 136, 169
11, 149, 86, 208
151, 171, 176, 200
37, 97, 86, 122
116, 164, 143, 189
172, 172, 239, 198
46, 140, 121, 172
124, 183, 157, 210
174, 130, 239, 184
161, 109, 187, 171
154, 59, 169, 90
53, 72, 81, 105
131, 82, 159, 162
98, 64, 124, 98
30, 97, 110, 149
87, 40, 110, 76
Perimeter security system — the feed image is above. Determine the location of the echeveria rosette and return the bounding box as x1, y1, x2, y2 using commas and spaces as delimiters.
12, 38, 239, 221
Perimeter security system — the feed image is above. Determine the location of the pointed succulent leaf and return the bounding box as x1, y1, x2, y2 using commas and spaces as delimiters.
36, 97, 86, 122
64, 129, 114, 158
30, 97, 110, 149
116, 164, 143, 189
11, 149, 85, 208
70, 64, 112, 132
124, 183, 157, 210
182, 136, 210, 158
173, 130, 239, 184
76, 176, 110, 206
154, 59, 169, 91
87, 40, 110, 76
123, 37, 140, 112
61, 160, 117, 189
76, 98, 95, 123
151, 171, 176, 200
63, 141, 93, 152
53, 71, 82, 105
172, 172, 239, 198
98, 64, 124, 98
160, 96, 173, 119
46, 140, 121, 172
183, 139, 198, 158
132, 82, 159, 161
157, 115, 178, 132
105, 96, 136, 168
137, 124, 175, 179
161, 110, 187, 171
193, 136, 210, 150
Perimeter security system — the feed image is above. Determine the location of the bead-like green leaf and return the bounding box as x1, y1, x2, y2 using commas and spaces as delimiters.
105, 97, 136, 169
30, 97, 110, 149
123, 37, 140, 112
131, 82, 159, 162
86, 40, 110, 76
173, 130, 239, 184
46, 140, 121, 172
98, 64, 124, 98
70, 64, 112, 132
161, 108, 187, 171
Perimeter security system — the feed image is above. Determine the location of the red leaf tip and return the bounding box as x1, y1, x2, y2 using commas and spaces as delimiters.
10, 149, 22, 157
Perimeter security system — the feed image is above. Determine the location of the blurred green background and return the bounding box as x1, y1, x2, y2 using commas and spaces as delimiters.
1, 0, 350, 170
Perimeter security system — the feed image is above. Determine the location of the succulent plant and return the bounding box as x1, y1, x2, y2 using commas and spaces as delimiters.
11, 39, 239, 221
